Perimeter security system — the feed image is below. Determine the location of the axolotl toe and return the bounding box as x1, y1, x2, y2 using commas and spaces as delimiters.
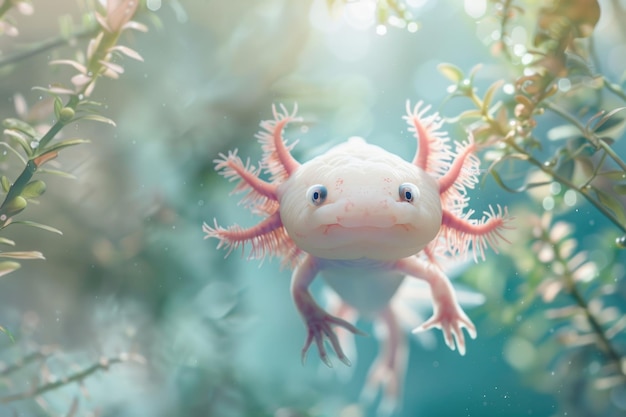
204, 102, 512, 410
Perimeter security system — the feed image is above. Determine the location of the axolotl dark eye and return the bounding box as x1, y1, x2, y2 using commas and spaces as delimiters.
306, 184, 327, 206
399, 182, 420, 203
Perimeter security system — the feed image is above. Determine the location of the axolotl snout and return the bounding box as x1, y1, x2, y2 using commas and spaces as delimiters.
205, 102, 511, 410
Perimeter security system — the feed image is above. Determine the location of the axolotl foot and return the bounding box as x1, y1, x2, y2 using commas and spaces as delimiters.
413, 301, 477, 356
301, 310, 367, 368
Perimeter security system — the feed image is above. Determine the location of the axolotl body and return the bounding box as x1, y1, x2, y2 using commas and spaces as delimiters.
205, 102, 510, 409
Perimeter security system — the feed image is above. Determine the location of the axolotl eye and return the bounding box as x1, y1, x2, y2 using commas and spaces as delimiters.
399, 182, 420, 203
306, 184, 328, 206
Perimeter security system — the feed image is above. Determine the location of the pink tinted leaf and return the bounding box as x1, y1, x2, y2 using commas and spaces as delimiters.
13, 94, 28, 118
99, 60, 124, 75
84, 80, 97, 97
15, 1, 34, 15
33, 85, 76, 95
87, 32, 104, 60
538, 279, 562, 302
110, 45, 144, 61
107, 0, 140, 32
537, 244, 554, 262
122, 21, 148, 32
49, 59, 87, 74
0, 251, 45, 260
95, 12, 112, 32
549, 221, 572, 241
572, 261, 597, 282
71, 73, 92, 87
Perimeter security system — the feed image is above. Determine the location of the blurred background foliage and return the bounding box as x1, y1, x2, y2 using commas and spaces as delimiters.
0, 0, 624, 416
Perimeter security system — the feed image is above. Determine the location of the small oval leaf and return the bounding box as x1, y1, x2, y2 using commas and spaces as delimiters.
10, 220, 63, 235
437, 63, 464, 83
0, 261, 20, 277
21, 180, 47, 199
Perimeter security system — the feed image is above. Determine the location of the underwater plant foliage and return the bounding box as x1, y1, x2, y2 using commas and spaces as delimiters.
0, 0, 622, 416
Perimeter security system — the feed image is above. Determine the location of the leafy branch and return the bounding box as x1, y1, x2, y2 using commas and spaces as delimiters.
437, 55, 626, 234
0, 0, 147, 276
0, 351, 144, 404
0, 24, 99, 69
440, 1, 626, 414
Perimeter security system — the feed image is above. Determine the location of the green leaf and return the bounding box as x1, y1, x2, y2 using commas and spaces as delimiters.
40, 138, 90, 155
437, 63, 464, 83
0, 325, 15, 342
74, 114, 116, 126
614, 184, 626, 195
459, 109, 483, 120
482, 80, 504, 111
0, 238, 15, 246
10, 220, 63, 235
0, 143, 27, 165
488, 168, 549, 193
3, 129, 34, 157
21, 180, 46, 199
2, 196, 27, 217
547, 124, 581, 141
589, 107, 626, 134
36, 168, 77, 179
599, 170, 626, 181
0, 176, 10, 193
468, 63, 483, 83
0, 261, 20, 277
595, 187, 626, 225
555, 158, 575, 181
53, 97, 63, 120
2, 118, 37, 138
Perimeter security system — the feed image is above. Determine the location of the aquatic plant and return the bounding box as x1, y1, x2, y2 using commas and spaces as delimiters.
374, 0, 626, 415
0, 0, 148, 413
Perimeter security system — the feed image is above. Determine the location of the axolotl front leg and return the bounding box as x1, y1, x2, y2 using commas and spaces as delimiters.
394, 256, 477, 355
292, 253, 476, 368
291, 254, 366, 367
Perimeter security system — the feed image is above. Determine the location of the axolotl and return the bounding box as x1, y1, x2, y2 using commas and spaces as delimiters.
204, 102, 510, 408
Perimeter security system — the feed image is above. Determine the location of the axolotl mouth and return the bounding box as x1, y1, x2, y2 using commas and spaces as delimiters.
300, 200, 433, 260
312, 198, 421, 232
322, 222, 414, 234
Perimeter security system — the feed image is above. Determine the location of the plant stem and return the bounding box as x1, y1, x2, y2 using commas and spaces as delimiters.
569, 283, 625, 375
0, 356, 123, 404
549, 230, 626, 379
0, 25, 98, 69
0, 0, 13, 19
505, 139, 626, 234
603, 76, 626, 102
0, 349, 52, 377
545, 101, 626, 172
0, 94, 78, 209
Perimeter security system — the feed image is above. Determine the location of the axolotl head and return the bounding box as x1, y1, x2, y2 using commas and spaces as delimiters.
277, 137, 442, 261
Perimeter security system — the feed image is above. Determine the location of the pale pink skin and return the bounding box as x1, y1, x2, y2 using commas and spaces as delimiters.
204, 102, 511, 412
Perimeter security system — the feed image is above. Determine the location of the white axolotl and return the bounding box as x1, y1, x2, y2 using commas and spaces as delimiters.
204, 102, 510, 409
